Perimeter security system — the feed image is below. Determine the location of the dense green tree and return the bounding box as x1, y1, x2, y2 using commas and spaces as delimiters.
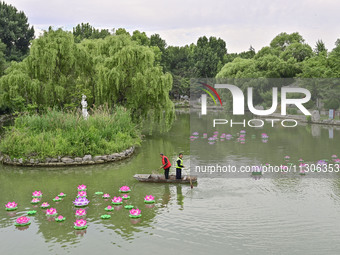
280, 42, 313, 62
0, 1, 34, 61
0, 40, 6, 76
314, 40, 327, 55
270, 32, 304, 51
73, 23, 111, 43
192, 36, 227, 77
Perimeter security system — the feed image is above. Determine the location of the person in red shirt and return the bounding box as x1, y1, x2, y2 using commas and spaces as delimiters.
159, 153, 171, 179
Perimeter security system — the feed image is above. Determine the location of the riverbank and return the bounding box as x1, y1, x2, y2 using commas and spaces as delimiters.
0, 146, 135, 166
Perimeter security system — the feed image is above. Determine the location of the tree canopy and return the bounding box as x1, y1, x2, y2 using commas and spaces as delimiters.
0, 1, 34, 61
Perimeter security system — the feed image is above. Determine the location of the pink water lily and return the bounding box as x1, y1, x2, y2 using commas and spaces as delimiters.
31, 198, 40, 203
144, 195, 155, 201
102, 194, 110, 198
106, 206, 113, 210
5, 202, 17, 209
16, 216, 30, 225
41, 202, 50, 208
77, 191, 87, 197
332, 155, 337, 158
112, 196, 123, 203
122, 194, 129, 198
58, 192, 66, 197
74, 219, 87, 227
119, 186, 130, 192
75, 209, 86, 216
77, 184, 87, 190
32, 191, 42, 197
129, 209, 141, 216
54, 196, 60, 200
46, 208, 57, 216
57, 215, 64, 220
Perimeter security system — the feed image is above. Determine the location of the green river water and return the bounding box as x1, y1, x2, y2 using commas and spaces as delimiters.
1, 111, 340, 255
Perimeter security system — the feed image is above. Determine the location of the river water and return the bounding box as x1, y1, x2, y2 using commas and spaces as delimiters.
1, 112, 340, 255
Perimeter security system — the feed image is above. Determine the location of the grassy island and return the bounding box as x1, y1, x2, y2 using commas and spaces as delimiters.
0, 107, 141, 160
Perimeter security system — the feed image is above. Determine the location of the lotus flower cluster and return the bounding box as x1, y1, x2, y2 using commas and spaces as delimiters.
77, 191, 87, 197
32, 191, 42, 198
129, 208, 141, 218
40, 202, 50, 208
73, 197, 90, 207
77, 184, 87, 191
5, 202, 18, 211
55, 215, 66, 222
112, 196, 123, 204
15, 216, 31, 226
75, 209, 87, 217
74, 219, 87, 229
102, 194, 110, 199
46, 208, 57, 216
144, 195, 155, 203
119, 186, 131, 193
31, 198, 40, 204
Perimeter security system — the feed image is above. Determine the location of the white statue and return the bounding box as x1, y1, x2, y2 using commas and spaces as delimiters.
81, 95, 89, 120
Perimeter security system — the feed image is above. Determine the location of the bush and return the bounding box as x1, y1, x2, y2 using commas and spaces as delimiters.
0, 106, 141, 159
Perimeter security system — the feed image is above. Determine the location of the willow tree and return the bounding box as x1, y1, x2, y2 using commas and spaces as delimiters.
0, 28, 92, 111
80, 35, 174, 129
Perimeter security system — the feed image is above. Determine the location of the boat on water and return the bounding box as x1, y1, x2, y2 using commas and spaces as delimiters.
133, 174, 197, 184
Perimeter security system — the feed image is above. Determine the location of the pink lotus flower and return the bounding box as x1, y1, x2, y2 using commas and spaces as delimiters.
77, 184, 87, 191
31, 198, 40, 204
102, 194, 110, 198
332, 155, 337, 158
112, 196, 123, 203
57, 215, 64, 220
284, 156, 290, 160
5, 202, 17, 209
106, 206, 113, 210
41, 202, 50, 208
119, 186, 131, 192
122, 194, 129, 198
16, 216, 30, 225
58, 192, 66, 197
74, 219, 87, 227
32, 191, 42, 197
54, 196, 60, 200
46, 208, 57, 216
75, 209, 86, 216
77, 191, 87, 197
129, 209, 141, 216
144, 195, 155, 201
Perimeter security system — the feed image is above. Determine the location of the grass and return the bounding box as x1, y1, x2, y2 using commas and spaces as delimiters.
0, 106, 141, 160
